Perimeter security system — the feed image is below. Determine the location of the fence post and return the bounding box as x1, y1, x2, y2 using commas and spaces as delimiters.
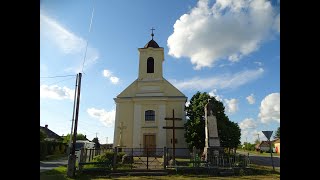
147, 148, 149, 170
131, 148, 133, 170
113, 147, 118, 170
163, 147, 167, 169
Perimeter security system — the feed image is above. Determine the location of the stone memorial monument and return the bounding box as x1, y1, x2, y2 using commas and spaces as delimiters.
203, 100, 222, 162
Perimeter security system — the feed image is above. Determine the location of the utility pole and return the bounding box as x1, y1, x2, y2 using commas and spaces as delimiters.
257, 133, 260, 142
67, 75, 78, 155
96, 132, 98, 138
67, 73, 82, 178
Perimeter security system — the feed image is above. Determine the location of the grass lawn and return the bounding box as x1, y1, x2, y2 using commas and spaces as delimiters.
41, 154, 68, 161
40, 164, 279, 180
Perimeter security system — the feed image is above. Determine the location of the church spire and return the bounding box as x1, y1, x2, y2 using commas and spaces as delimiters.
151, 27, 155, 40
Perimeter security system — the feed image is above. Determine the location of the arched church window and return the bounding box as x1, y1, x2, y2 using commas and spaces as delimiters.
145, 110, 155, 121
147, 57, 154, 73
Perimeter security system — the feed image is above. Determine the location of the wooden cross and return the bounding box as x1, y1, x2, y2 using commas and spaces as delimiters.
117, 122, 126, 147
163, 109, 184, 164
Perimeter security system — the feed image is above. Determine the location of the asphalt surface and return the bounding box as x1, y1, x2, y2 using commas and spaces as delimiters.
237, 151, 280, 172
40, 156, 68, 172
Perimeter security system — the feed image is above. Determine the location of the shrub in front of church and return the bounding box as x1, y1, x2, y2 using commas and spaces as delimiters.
93, 151, 127, 166
122, 154, 133, 164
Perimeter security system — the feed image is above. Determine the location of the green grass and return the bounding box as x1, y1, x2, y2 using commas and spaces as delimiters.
42, 154, 68, 161
40, 164, 279, 180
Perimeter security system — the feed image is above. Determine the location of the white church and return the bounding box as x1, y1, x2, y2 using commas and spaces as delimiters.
113, 31, 188, 155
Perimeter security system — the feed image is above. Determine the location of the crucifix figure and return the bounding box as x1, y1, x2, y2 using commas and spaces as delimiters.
150, 27, 155, 40
117, 122, 126, 147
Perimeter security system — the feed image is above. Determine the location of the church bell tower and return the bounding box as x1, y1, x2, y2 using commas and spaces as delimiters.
138, 28, 164, 81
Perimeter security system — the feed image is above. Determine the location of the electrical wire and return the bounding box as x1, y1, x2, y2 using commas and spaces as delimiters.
81, 0, 95, 74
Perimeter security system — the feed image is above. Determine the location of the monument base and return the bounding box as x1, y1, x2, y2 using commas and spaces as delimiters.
203, 146, 224, 162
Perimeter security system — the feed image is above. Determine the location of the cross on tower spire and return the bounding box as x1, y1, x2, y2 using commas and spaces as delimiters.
150, 27, 155, 40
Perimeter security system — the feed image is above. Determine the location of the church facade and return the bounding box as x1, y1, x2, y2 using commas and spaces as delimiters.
113, 34, 188, 154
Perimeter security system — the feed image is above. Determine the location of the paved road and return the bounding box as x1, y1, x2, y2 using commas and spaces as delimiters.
40, 157, 68, 172
237, 151, 280, 172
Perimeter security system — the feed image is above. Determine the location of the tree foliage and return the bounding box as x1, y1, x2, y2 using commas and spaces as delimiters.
274, 126, 280, 139
92, 137, 101, 148
62, 133, 87, 143
184, 91, 241, 153
40, 130, 47, 141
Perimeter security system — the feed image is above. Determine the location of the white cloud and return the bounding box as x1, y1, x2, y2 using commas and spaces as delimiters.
239, 118, 257, 130
274, 14, 280, 33
254, 61, 263, 66
102, 69, 120, 84
172, 68, 264, 91
40, 11, 99, 73
246, 94, 255, 104
224, 98, 239, 113
40, 85, 74, 100
87, 108, 115, 127
208, 89, 222, 102
167, 0, 278, 69
110, 77, 119, 84
259, 93, 280, 123
103, 70, 112, 78
241, 129, 266, 144
185, 101, 190, 107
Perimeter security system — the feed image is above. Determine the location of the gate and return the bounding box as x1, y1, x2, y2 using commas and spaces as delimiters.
118, 148, 164, 170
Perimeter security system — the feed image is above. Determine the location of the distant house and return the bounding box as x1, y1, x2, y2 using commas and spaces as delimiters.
274, 138, 280, 154
100, 143, 113, 149
258, 141, 272, 152
40, 125, 63, 142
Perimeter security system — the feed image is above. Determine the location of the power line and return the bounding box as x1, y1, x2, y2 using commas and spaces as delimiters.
40, 74, 76, 78
81, 0, 95, 74
41, 76, 75, 86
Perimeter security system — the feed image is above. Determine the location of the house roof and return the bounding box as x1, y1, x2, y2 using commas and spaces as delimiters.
273, 138, 280, 143
40, 125, 62, 141
259, 141, 272, 147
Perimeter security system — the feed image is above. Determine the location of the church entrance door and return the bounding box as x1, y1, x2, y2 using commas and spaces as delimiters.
144, 134, 156, 155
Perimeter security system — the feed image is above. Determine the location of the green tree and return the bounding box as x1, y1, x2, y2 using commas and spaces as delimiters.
184, 91, 241, 153
92, 137, 101, 148
274, 127, 280, 139
40, 130, 47, 141
62, 133, 87, 143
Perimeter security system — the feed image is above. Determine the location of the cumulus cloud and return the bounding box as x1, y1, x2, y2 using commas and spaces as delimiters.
224, 98, 239, 113
172, 68, 263, 91
239, 118, 257, 129
167, 0, 279, 69
102, 69, 120, 84
185, 101, 190, 107
246, 94, 255, 104
259, 93, 280, 123
254, 61, 263, 66
40, 85, 74, 100
241, 129, 266, 144
208, 89, 222, 102
87, 108, 115, 127
274, 14, 280, 33
40, 11, 99, 73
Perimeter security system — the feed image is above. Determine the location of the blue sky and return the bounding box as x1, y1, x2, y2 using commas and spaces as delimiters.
40, 0, 280, 145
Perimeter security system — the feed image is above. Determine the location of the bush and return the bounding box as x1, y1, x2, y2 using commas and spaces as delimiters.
117, 152, 126, 163
40, 141, 47, 160
122, 154, 133, 164
59, 144, 66, 154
